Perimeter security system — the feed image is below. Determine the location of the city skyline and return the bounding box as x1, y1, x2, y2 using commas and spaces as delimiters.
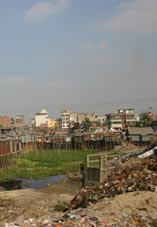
0, 0, 157, 120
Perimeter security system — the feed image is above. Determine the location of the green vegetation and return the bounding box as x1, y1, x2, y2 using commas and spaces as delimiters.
140, 112, 152, 127
0, 150, 100, 180
54, 202, 67, 212
82, 118, 92, 131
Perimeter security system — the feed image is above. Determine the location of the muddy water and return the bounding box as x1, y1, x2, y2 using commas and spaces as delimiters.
0, 175, 67, 191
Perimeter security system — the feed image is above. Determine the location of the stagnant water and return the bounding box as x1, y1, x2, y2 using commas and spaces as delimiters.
0, 175, 66, 191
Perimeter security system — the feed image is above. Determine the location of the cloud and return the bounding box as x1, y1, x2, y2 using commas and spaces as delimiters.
104, 0, 157, 34
24, 0, 69, 21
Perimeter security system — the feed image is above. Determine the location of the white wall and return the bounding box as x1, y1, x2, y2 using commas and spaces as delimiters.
35, 110, 48, 127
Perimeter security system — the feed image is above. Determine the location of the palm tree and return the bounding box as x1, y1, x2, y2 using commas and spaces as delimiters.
140, 112, 152, 127
82, 118, 92, 131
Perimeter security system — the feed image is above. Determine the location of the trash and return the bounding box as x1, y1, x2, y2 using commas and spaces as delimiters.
69, 154, 157, 210
101, 220, 109, 225
70, 188, 88, 209
42, 219, 50, 225
138, 145, 157, 158
69, 214, 77, 220
54, 223, 62, 227
138, 149, 154, 158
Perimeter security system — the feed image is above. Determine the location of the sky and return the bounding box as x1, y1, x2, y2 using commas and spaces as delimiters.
0, 0, 157, 122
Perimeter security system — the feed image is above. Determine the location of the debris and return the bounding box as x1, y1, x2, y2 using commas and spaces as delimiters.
70, 155, 157, 210
70, 188, 88, 209
69, 214, 77, 220
2, 144, 157, 227
138, 146, 157, 158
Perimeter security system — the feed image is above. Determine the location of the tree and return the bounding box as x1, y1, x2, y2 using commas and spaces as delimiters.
96, 120, 101, 126
140, 112, 152, 127
82, 118, 92, 131
73, 122, 80, 129
136, 121, 143, 127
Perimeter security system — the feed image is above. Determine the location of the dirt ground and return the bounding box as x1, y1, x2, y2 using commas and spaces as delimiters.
0, 178, 81, 226
0, 178, 157, 227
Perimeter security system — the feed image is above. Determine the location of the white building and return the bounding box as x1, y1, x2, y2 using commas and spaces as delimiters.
61, 110, 70, 129
35, 109, 48, 127
61, 110, 105, 129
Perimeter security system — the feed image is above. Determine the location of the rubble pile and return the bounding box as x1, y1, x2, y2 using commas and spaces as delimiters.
1, 150, 157, 227
71, 157, 157, 209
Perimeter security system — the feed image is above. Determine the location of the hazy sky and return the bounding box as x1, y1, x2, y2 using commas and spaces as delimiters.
0, 0, 157, 121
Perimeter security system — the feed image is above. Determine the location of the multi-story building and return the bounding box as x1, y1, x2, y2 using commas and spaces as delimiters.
61, 110, 70, 129
106, 112, 123, 132
69, 111, 78, 128
0, 116, 14, 128
47, 118, 57, 128
106, 108, 137, 132
35, 109, 48, 127
15, 115, 24, 128
61, 110, 105, 129
77, 112, 97, 125
77, 112, 86, 125
117, 109, 137, 129
97, 115, 106, 125
85, 113, 97, 124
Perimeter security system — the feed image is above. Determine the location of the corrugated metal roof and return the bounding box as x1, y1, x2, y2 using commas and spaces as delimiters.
128, 127, 154, 136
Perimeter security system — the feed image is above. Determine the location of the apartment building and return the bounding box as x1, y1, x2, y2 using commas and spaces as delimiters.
77, 112, 97, 125
61, 110, 70, 129
0, 116, 14, 128
47, 118, 57, 128
85, 113, 97, 123
106, 112, 123, 132
77, 112, 86, 125
69, 111, 78, 128
61, 110, 105, 129
117, 109, 137, 129
106, 108, 137, 132
35, 109, 48, 127
97, 115, 106, 125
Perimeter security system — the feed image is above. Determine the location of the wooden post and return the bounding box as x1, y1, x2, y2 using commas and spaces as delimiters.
87, 155, 89, 167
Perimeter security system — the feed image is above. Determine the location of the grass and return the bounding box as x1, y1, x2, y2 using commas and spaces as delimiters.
0, 149, 125, 181
0, 150, 101, 180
